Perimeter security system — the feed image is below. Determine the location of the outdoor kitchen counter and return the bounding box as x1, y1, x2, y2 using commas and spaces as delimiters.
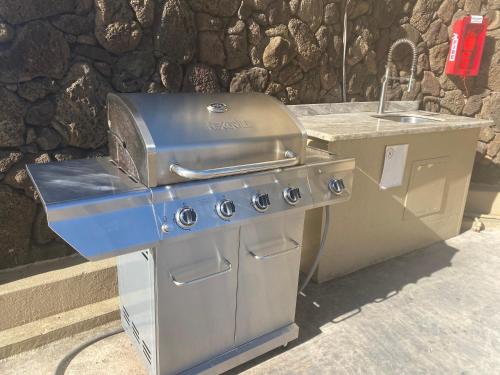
293, 101, 494, 284
291, 104, 491, 142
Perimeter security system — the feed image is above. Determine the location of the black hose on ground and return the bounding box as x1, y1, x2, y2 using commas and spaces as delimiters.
53, 327, 124, 375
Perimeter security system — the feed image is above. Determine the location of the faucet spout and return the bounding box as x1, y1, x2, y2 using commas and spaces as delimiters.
377, 38, 418, 115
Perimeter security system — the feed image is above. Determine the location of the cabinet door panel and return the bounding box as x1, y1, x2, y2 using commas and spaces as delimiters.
235, 213, 304, 345
156, 229, 239, 375
404, 157, 449, 220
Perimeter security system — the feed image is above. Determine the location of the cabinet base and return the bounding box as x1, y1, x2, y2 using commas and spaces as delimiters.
179, 323, 299, 375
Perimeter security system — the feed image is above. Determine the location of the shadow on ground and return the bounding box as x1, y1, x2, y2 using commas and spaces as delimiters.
227, 242, 458, 374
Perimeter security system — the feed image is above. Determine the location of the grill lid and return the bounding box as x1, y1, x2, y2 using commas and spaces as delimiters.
108, 93, 306, 187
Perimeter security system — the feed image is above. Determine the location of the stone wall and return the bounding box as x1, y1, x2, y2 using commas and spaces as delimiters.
0, 0, 498, 268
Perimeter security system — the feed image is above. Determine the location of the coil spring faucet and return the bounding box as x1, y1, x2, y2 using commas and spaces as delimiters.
377, 38, 418, 115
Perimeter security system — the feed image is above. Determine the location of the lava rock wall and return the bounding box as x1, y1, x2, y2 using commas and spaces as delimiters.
0, 0, 497, 268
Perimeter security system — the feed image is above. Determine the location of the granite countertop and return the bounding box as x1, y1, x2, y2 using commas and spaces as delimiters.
288, 101, 492, 142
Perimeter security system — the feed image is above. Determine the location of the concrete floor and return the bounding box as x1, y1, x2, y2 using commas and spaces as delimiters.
1, 229, 500, 375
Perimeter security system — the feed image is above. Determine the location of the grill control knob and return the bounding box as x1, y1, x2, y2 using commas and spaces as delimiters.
328, 178, 345, 195
175, 207, 197, 229
216, 199, 236, 220
252, 193, 271, 212
283, 187, 301, 205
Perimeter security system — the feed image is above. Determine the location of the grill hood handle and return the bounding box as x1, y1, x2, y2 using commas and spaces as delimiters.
170, 151, 298, 180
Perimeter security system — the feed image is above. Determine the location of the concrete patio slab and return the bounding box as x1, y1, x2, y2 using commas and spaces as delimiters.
1, 229, 499, 374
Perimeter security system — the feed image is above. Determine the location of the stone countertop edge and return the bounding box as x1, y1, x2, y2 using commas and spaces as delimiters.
288, 100, 421, 116
287, 101, 493, 142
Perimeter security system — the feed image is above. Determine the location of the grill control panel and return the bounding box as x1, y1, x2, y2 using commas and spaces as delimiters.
152, 158, 354, 242
176, 207, 198, 229
252, 193, 271, 212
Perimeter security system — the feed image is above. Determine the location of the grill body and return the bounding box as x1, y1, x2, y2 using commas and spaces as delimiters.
27, 93, 355, 375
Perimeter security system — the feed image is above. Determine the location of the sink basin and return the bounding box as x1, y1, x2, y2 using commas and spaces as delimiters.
372, 114, 440, 124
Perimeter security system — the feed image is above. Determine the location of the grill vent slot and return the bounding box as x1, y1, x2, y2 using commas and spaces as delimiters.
122, 307, 130, 325
142, 341, 152, 364
131, 322, 140, 343
123, 305, 150, 366
141, 251, 149, 260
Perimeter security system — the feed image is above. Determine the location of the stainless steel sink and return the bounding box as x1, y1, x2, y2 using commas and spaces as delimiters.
372, 114, 440, 124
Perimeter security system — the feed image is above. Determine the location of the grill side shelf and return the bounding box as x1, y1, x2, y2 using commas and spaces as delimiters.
27, 158, 160, 260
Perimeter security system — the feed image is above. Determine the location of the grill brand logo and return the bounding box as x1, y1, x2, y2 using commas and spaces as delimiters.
207, 103, 229, 113
207, 120, 254, 131
449, 33, 459, 62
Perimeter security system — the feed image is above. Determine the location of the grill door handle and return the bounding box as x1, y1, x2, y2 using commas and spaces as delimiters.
169, 151, 298, 180
169, 258, 232, 286
248, 238, 299, 260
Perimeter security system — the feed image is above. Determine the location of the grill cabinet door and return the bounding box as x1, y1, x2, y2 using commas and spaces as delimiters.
155, 229, 239, 375
235, 213, 304, 345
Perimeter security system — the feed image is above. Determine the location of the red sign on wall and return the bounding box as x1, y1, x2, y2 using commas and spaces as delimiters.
445, 15, 488, 77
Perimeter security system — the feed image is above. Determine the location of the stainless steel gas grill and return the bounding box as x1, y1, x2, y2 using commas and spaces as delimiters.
27, 93, 355, 375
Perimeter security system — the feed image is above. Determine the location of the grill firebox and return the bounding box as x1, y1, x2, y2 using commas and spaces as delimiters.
27, 93, 355, 375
